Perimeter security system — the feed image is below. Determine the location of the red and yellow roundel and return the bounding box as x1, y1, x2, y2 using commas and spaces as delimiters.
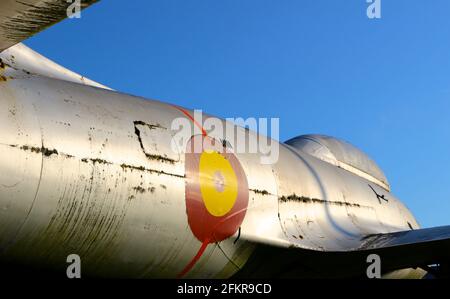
185, 135, 249, 243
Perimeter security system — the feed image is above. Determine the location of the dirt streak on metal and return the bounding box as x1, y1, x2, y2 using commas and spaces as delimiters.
0, 0, 99, 42
35, 157, 129, 270
279, 194, 366, 208
19, 145, 58, 157
132, 120, 176, 164
249, 189, 271, 196
13, 143, 184, 178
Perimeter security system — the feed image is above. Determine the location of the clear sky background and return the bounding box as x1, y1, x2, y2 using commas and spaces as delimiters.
25, 0, 450, 228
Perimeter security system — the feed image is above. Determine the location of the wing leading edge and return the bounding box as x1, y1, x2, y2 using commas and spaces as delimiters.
236, 225, 450, 278
0, 0, 99, 52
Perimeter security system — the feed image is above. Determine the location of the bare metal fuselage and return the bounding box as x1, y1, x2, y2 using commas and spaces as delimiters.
0, 46, 421, 278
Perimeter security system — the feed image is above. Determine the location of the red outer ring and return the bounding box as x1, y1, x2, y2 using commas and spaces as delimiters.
185, 135, 249, 243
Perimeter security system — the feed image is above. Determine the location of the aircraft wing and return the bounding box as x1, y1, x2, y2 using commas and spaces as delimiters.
356, 226, 450, 274
236, 225, 450, 278
0, 0, 99, 52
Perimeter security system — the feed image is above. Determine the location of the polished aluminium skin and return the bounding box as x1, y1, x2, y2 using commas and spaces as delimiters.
0, 43, 422, 278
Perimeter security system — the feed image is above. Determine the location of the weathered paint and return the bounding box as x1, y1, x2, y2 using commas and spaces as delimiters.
0, 0, 99, 51
0, 45, 423, 279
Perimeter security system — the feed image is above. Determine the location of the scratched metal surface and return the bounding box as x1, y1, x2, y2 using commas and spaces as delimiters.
0, 0, 99, 52
0, 68, 231, 278
0, 43, 110, 90
270, 143, 419, 252
0, 46, 422, 278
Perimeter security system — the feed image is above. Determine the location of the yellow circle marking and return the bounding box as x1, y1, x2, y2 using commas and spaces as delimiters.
199, 150, 238, 217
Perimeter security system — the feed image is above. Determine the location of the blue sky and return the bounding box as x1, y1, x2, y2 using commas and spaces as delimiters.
25, 0, 450, 228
